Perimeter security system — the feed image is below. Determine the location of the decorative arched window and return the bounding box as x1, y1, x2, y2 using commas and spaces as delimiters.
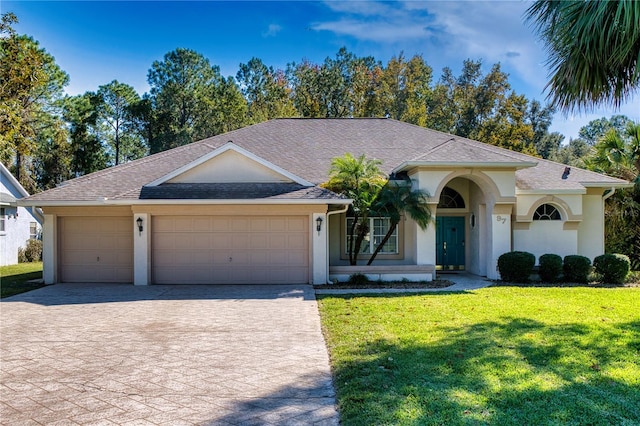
533, 204, 561, 220
438, 187, 465, 209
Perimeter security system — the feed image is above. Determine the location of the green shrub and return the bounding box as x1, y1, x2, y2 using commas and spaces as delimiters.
563, 255, 592, 283
593, 254, 630, 284
539, 254, 563, 282
348, 273, 369, 286
18, 239, 43, 263
497, 251, 535, 282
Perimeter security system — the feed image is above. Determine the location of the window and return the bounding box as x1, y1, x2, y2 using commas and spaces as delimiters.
0, 208, 4, 232
30, 222, 38, 239
346, 217, 398, 255
533, 204, 561, 220
438, 187, 465, 209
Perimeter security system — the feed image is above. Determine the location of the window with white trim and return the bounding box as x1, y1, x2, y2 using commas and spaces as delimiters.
346, 217, 398, 254
0, 208, 5, 232
30, 222, 38, 239
533, 204, 561, 220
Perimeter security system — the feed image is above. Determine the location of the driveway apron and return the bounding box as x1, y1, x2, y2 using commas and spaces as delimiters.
0, 283, 339, 425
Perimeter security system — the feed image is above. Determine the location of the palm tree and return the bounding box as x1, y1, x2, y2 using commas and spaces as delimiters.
584, 122, 640, 268
322, 153, 387, 265
525, 1, 640, 112
367, 180, 432, 265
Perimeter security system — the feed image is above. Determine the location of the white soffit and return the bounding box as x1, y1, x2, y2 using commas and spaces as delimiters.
146, 142, 314, 187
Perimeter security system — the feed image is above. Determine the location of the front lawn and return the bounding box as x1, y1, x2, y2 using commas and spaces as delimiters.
0, 262, 44, 298
318, 287, 640, 425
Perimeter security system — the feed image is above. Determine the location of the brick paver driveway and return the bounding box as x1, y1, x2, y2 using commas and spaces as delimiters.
0, 284, 338, 425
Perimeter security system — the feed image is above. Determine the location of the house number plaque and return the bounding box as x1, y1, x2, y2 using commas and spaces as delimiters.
496, 215, 507, 224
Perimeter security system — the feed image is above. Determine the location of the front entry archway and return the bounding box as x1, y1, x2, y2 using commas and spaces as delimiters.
436, 216, 465, 270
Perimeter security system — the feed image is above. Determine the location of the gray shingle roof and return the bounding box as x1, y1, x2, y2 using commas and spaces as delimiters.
23, 118, 629, 203
139, 183, 345, 200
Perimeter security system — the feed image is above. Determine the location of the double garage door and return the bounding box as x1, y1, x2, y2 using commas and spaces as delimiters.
153, 215, 309, 284
60, 215, 309, 284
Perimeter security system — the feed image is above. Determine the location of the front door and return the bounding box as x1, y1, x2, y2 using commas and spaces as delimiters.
436, 216, 465, 270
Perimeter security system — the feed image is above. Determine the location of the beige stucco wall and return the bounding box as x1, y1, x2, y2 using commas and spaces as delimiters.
168, 150, 290, 183
578, 189, 606, 260
513, 222, 578, 262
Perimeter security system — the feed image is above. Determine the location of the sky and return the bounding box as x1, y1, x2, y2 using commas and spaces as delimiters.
3, 0, 639, 142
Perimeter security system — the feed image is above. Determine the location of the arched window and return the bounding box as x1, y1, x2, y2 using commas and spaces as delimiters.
438, 187, 465, 209
533, 204, 561, 220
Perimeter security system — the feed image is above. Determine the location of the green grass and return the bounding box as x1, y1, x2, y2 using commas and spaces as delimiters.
0, 262, 44, 298
318, 287, 640, 425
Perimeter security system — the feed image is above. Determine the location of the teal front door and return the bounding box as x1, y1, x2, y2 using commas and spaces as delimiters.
436, 217, 465, 270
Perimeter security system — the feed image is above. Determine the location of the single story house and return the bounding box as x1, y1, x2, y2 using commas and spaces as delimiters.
1, 162, 43, 266
20, 118, 630, 285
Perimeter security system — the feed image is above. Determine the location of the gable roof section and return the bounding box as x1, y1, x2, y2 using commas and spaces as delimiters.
394, 137, 538, 170
1, 162, 29, 205
147, 142, 313, 187
20, 118, 631, 205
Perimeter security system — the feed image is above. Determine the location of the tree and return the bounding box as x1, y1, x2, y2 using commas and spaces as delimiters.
34, 116, 71, 189
367, 179, 432, 265
236, 57, 296, 123
95, 80, 145, 165
424, 61, 550, 155
0, 12, 68, 186
322, 153, 387, 265
62, 94, 108, 177
288, 48, 380, 118
526, 0, 640, 112
147, 48, 227, 152
578, 115, 633, 146
536, 131, 564, 160
583, 122, 640, 268
378, 53, 433, 125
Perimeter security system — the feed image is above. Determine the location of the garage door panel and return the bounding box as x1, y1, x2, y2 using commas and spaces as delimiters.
60, 217, 132, 283
231, 234, 249, 249
231, 218, 249, 232
287, 217, 306, 231
152, 215, 309, 284
287, 234, 306, 249
249, 235, 268, 248
192, 234, 211, 250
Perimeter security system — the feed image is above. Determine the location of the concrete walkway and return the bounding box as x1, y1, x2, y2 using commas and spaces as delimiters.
0, 284, 338, 425
315, 272, 493, 295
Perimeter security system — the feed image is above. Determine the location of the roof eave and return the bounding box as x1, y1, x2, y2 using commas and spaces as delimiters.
19, 198, 353, 207
516, 188, 587, 195
393, 161, 537, 173
581, 181, 633, 189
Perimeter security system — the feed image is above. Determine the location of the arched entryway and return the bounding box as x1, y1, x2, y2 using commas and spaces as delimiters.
432, 171, 506, 277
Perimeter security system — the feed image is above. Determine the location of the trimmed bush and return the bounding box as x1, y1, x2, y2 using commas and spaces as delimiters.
593, 254, 630, 284
498, 251, 535, 282
563, 255, 592, 283
18, 239, 43, 263
348, 273, 369, 286
539, 254, 563, 282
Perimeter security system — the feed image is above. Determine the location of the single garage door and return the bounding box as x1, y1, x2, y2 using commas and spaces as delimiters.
59, 217, 133, 283
152, 216, 309, 284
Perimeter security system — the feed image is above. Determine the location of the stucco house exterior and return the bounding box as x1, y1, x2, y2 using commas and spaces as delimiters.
1, 162, 43, 266
19, 118, 630, 285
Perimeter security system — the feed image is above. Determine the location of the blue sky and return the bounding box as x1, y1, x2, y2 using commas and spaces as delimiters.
4, 0, 639, 142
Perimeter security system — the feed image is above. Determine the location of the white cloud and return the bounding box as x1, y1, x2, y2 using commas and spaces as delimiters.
262, 23, 282, 38
312, 18, 433, 42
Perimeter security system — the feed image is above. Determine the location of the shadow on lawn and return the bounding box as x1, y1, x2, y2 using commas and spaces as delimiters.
332, 318, 640, 425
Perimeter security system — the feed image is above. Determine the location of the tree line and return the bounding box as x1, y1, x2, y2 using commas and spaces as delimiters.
2, 12, 561, 193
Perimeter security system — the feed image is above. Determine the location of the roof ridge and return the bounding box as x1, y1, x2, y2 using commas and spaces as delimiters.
412, 137, 457, 160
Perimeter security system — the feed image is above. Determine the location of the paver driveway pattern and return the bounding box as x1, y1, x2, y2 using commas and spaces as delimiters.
0, 284, 339, 425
